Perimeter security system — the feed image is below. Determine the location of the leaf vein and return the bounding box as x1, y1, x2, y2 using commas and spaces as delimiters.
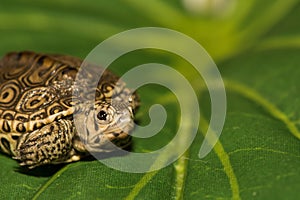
200, 118, 241, 200
228, 147, 300, 158
225, 79, 300, 140
31, 162, 82, 200
174, 151, 189, 200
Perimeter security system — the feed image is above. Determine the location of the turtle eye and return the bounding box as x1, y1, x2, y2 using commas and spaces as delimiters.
97, 110, 108, 121
95, 105, 115, 124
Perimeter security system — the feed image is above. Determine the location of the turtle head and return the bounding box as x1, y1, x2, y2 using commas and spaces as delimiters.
82, 101, 134, 152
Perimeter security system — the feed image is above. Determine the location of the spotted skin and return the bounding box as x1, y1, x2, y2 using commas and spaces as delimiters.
14, 119, 75, 168
0, 51, 139, 168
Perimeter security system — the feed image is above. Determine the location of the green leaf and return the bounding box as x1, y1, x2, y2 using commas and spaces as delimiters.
0, 0, 300, 199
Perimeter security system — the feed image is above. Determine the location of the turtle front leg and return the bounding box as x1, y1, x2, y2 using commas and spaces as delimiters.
13, 119, 79, 168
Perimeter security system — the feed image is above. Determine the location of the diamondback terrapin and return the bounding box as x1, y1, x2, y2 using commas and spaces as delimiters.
0, 51, 139, 168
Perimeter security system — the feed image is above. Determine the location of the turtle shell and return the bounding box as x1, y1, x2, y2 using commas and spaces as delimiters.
0, 51, 131, 155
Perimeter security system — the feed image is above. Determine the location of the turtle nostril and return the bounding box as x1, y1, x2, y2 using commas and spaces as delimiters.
112, 132, 120, 137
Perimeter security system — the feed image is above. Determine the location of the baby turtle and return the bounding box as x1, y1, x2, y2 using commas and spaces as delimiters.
0, 51, 139, 168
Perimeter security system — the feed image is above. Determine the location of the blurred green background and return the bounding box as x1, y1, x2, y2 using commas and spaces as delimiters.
2, 0, 295, 62
1, 0, 300, 199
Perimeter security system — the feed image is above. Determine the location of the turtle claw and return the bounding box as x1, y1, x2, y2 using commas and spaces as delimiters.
12, 156, 21, 160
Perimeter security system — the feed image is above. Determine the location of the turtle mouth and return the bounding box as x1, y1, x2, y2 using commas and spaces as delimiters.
84, 135, 122, 153
86, 133, 132, 153
83, 118, 133, 151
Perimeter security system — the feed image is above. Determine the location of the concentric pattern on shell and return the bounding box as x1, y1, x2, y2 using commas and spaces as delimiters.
0, 51, 133, 155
